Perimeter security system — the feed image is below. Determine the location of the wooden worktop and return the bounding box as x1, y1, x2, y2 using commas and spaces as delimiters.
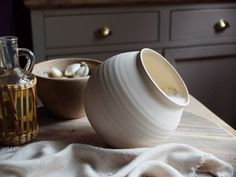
24, 0, 235, 9
185, 96, 236, 137
34, 95, 236, 176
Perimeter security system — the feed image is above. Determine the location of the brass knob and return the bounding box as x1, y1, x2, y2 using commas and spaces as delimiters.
214, 19, 230, 32
95, 26, 112, 38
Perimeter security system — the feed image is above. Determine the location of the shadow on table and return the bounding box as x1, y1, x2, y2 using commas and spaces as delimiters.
33, 107, 108, 147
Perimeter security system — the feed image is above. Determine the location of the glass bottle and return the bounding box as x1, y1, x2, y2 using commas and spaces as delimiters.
0, 36, 38, 145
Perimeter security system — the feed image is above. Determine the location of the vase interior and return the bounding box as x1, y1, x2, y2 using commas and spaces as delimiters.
140, 48, 189, 106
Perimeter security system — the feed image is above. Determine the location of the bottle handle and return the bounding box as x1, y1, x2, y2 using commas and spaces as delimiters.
18, 48, 35, 74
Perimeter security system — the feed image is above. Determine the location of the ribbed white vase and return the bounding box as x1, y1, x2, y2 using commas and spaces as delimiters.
84, 48, 189, 148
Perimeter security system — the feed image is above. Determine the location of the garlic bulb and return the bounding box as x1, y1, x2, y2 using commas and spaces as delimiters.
75, 62, 89, 77
50, 66, 63, 78
64, 63, 81, 77
48, 61, 89, 78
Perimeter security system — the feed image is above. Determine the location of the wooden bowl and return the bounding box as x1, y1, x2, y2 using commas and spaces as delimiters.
32, 58, 101, 119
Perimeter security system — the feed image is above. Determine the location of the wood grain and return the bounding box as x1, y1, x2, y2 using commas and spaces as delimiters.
34, 105, 236, 176
24, 0, 236, 9
185, 96, 236, 137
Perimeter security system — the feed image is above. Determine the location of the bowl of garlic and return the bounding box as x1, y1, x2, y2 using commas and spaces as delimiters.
32, 58, 101, 119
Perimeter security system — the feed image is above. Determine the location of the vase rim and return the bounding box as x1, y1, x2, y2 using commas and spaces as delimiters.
139, 48, 190, 107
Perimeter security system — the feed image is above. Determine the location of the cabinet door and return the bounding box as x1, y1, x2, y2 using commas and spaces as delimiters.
164, 44, 236, 129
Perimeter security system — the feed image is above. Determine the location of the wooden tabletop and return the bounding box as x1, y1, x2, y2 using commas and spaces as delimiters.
34, 95, 236, 176
24, 0, 236, 9
185, 96, 236, 137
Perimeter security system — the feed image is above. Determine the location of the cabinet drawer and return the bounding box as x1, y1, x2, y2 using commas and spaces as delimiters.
170, 8, 236, 42
45, 11, 159, 48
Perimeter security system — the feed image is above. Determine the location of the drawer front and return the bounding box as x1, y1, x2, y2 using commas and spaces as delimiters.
170, 8, 236, 42
45, 12, 159, 48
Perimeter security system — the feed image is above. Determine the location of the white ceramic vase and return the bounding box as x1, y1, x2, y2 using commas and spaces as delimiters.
84, 48, 190, 148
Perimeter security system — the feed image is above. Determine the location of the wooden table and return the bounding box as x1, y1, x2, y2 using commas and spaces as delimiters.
34, 95, 236, 176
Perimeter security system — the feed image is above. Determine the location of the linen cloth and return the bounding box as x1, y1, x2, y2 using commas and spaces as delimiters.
0, 141, 234, 177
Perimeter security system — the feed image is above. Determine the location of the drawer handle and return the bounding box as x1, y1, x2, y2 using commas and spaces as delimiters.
214, 19, 230, 32
95, 26, 112, 38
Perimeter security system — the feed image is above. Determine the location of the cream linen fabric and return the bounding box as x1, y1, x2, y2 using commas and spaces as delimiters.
0, 141, 234, 177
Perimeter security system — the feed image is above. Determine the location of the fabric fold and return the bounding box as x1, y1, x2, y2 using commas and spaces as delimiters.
0, 141, 234, 177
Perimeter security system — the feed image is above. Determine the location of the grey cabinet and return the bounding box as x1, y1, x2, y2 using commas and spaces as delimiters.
30, 3, 236, 128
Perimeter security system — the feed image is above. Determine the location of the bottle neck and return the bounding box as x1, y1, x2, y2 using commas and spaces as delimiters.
0, 36, 23, 85
0, 36, 19, 71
